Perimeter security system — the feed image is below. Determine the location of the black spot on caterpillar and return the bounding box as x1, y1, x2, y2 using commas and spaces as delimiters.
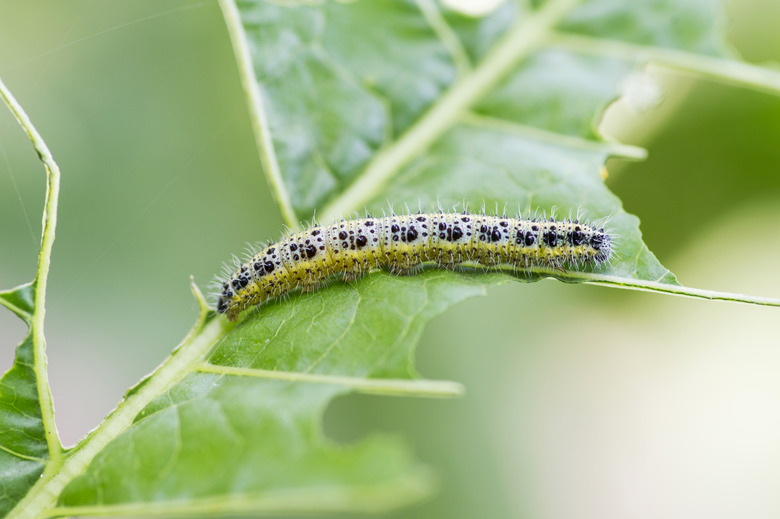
216, 211, 612, 321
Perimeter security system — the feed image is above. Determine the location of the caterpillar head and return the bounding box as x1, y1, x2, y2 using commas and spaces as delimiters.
589, 229, 612, 263
217, 276, 247, 321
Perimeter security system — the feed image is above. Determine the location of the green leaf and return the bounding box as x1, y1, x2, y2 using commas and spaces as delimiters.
560, 0, 729, 55
6, 1, 780, 518
0, 282, 35, 321
0, 286, 47, 517
56, 272, 497, 516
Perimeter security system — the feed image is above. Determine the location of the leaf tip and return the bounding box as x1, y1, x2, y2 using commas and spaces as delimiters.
0, 282, 36, 323
189, 276, 212, 317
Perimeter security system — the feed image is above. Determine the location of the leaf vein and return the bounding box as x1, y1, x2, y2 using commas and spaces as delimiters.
415, 0, 472, 75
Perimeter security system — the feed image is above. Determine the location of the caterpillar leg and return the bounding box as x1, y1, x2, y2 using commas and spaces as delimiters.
390, 264, 427, 276
433, 247, 471, 269
299, 282, 320, 293
475, 255, 502, 267
342, 268, 371, 283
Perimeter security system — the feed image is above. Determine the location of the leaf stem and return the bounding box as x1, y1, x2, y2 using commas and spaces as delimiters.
319, 0, 582, 223
548, 32, 780, 95
196, 362, 465, 398
467, 264, 780, 307
0, 76, 63, 469
218, 0, 298, 227
581, 274, 780, 306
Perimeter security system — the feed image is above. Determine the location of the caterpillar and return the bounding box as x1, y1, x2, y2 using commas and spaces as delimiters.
216, 211, 612, 321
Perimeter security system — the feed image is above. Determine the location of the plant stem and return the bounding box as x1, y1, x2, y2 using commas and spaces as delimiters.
0, 75, 64, 471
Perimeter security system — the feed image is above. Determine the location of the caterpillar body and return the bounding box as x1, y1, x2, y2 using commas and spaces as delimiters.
216, 211, 612, 321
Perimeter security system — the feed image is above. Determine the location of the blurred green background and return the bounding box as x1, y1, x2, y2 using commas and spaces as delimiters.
1, 0, 780, 517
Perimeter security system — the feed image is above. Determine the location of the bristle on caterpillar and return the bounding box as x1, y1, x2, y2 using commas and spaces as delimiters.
216, 211, 612, 321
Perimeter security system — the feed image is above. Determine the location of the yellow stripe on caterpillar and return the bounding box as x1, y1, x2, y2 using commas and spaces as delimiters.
216, 212, 612, 321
